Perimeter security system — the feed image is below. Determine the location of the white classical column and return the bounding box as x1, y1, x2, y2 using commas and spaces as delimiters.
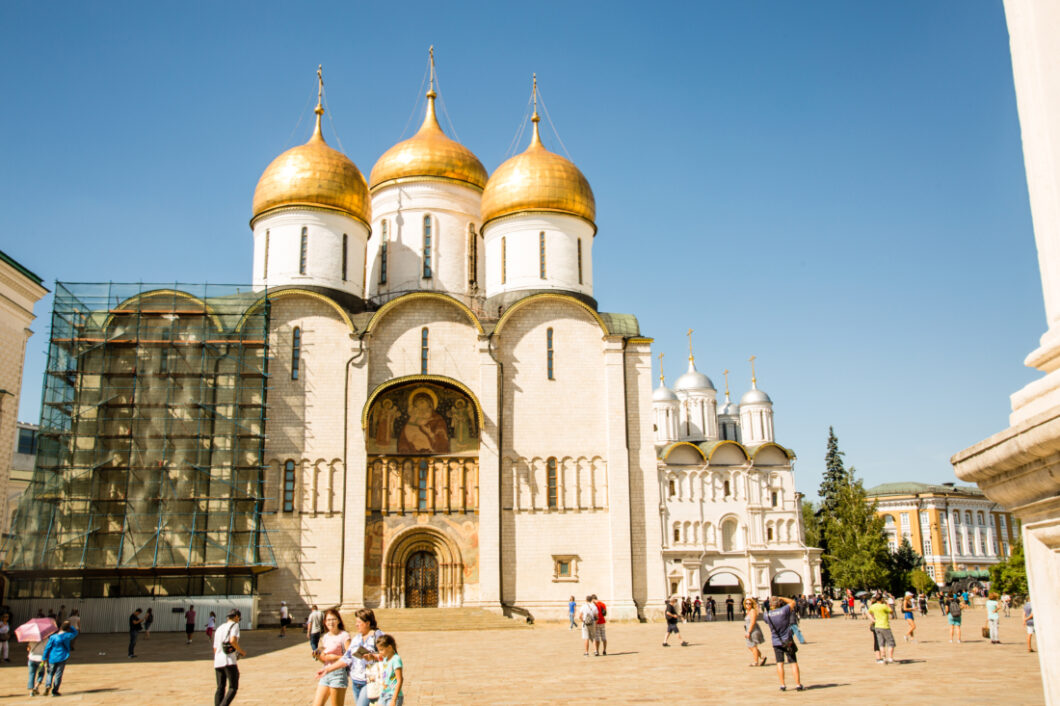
477, 337, 501, 607
602, 337, 637, 619
341, 337, 369, 609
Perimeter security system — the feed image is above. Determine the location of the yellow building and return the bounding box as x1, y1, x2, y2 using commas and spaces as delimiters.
865, 482, 1019, 584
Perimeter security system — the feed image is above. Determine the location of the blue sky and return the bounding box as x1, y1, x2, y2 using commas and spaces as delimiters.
0, 1, 1040, 499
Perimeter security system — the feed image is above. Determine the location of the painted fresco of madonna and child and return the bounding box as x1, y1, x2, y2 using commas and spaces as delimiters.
367, 383, 479, 456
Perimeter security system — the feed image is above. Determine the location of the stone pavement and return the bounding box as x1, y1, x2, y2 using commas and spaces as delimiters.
0, 611, 1043, 704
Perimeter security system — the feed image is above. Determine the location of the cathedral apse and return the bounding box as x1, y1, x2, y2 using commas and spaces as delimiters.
363, 381, 481, 608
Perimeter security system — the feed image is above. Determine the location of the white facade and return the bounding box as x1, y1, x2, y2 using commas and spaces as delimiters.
252, 209, 370, 300
367, 181, 483, 306
483, 213, 594, 301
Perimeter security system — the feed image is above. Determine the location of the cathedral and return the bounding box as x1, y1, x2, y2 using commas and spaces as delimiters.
3, 60, 819, 626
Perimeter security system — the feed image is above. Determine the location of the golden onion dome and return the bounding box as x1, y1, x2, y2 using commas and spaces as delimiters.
369, 90, 488, 192
481, 112, 595, 228
252, 76, 369, 227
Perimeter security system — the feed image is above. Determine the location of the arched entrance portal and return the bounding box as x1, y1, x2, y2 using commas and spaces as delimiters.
405, 551, 439, 608
703, 571, 745, 603
771, 570, 803, 598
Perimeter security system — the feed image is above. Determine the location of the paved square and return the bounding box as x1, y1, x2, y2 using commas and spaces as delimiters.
0, 612, 1043, 704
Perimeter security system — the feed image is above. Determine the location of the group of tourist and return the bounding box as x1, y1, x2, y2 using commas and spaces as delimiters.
569, 595, 609, 656
308, 607, 403, 706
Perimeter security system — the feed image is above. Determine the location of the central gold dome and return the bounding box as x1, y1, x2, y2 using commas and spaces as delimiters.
481, 115, 595, 227
252, 106, 370, 227
369, 91, 487, 192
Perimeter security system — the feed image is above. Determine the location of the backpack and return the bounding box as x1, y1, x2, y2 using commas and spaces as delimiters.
949, 600, 962, 617
581, 606, 597, 626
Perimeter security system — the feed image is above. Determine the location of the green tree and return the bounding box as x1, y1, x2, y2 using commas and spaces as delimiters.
822, 472, 891, 590
802, 499, 822, 549
818, 426, 850, 516
887, 538, 924, 594
989, 541, 1029, 595
909, 569, 936, 596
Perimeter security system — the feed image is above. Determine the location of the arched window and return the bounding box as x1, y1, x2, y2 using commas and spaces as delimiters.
577, 237, 583, 284
721, 519, 738, 551
546, 327, 554, 380
771, 491, 778, 507
467, 224, 477, 286
299, 227, 308, 275
379, 220, 388, 284
977, 511, 985, 525
539, 231, 547, 278
422, 215, 433, 278
547, 457, 558, 509
291, 327, 302, 380
668, 478, 676, 498
965, 510, 973, 525
420, 327, 429, 374
673, 524, 681, 543
341, 233, 348, 281
263, 229, 270, 278
723, 480, 731, 498
953, 510, 960, 524
418, 460, 429, 511
283, 460, 296, 512
501, 236, 507, 284
767, 525, 774, 541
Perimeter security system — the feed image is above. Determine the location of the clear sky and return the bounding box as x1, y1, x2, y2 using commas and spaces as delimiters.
0, 1, 1041, 499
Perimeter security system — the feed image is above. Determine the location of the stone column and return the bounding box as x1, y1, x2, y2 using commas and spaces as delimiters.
601, 337, 637, 620
340, 339, 369, 610
475, 337, 501, 608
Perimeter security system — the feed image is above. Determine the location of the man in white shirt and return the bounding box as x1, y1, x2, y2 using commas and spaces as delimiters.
306, 605, 324, 654
578, 595, 599, 657
213, 609, 246, 706
279, 601, 290, 638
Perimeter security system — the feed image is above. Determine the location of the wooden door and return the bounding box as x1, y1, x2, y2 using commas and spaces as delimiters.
405, 551, 439, 608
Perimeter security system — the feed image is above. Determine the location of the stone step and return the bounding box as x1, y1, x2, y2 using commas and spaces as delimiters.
347, 607, 533, 632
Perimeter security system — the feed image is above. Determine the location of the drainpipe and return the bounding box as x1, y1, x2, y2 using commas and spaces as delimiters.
487, 333, 504, 609
339, 332, 368, 606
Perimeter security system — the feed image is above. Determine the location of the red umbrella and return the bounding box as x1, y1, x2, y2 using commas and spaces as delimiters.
15, 618, 57, 643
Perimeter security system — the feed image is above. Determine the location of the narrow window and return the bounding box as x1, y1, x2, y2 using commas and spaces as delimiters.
291, 327, 301, 380
668, 479, 676, 498
263, 229, 270, 279
422, 215, 432, 279
547, 457, 558, 509
577, 238, 583, 284
421, 327, 429, 374
539, 231, 546, 278
468, 224, 477, 286
557, 560, 570, 577
771, 491, 778, 507
299, 227, 308, 275
418, 460, 429, 511
379, 220, 389, 284
341, 233, 348, 281
283, 460, 296, 512
767, 526, 774, 541
673, 525, 680, 543
546, 327, 554, 380
501, 236, 507, 284
723, 480, 731, 497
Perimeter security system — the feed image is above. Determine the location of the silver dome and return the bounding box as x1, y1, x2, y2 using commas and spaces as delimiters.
718, 401, 740, 416
740, 388, 772, 405
653, 384, 678, 402
673, 360, 715, 392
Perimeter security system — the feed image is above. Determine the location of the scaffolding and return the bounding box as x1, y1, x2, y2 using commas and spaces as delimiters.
3, 283, 275, 599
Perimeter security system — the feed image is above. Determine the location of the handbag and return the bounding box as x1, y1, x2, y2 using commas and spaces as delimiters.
981, 623, 990, 639
365, 661, 384, 700
764, 611, 798, 655
220, 623, 236, 654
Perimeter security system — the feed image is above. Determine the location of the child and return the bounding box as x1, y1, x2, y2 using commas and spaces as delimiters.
27, 639, 46, 696
206, 612, 216, 641
377, 634, 403, 706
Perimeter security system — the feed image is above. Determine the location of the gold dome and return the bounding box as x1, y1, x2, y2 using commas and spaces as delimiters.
251, 82, 369, 227
481, 113, 595, 227
369, 90, 487, 192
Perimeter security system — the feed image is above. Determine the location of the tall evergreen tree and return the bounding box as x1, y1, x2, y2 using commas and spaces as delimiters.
801, 500, 821, 549
818, 426, 849, 515
822, 470, 891, 590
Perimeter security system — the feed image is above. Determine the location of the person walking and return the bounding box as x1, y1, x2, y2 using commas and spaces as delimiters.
579, 595, 599, 656
144, 607, 154, 639
725, 595, 735, 622
918, 592, 928, 617
945, 593, 963, 644
328, 608, 383, 706
41, 620, 77, 697
376, 634, 403, 706
868, 593, 896, 663
662, 597, 688, 647
0, 613, 10, 663
128, 608, 143, 658
306, 605, 324, 654
214, 609, 245, 706
207, 612, 217, 641
67, 610, 80, 652
186, 605, 197, 644
592, 595, 608, 656
763, 596, 804, 692
693, 597, 702, 622
311, 609, 351, 706
567, 596, 577, 630
279, 601, 291, 638
1001, 593, 1012, 617
986, 592, 1001, 644
901, 591, 917, 642
743, 598, 767, 666
789, 605, 806, 645
1023, 600, 1035, 653
706, 597, 716, 622
26, 638, 46, 696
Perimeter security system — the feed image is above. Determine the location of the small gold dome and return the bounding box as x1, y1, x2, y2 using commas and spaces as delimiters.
481, 114, 595, 227
369, 91, 487, 192
252, 104, 370, 226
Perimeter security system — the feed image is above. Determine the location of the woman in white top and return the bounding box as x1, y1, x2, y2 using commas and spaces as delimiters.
0, 613, 10, 662
312, 609, 351, 706
27, 640, 46, 696
213, 609, 246, 706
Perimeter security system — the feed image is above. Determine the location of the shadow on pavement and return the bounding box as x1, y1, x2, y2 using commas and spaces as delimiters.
12, 631, 301, 666
803, 683, 848, 690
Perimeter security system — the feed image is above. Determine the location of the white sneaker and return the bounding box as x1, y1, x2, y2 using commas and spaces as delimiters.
885, 658, 894, 663
876, 659, 884, 664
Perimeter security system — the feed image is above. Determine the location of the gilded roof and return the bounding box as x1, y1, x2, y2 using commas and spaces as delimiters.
369, 92, 487, 192
481, 115, 595, 227
252, 111, 370, 226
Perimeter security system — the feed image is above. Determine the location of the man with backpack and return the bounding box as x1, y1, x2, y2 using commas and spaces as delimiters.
578, 596, 599, 657
764, 595, 804, 692
591, 595, 608, 656
945, 593, 963, 643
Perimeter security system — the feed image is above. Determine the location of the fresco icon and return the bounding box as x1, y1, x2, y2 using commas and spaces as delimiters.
367, 383, 479, 456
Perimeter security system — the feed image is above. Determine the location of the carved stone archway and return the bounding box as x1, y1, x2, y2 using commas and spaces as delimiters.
382, 527, 464, 608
